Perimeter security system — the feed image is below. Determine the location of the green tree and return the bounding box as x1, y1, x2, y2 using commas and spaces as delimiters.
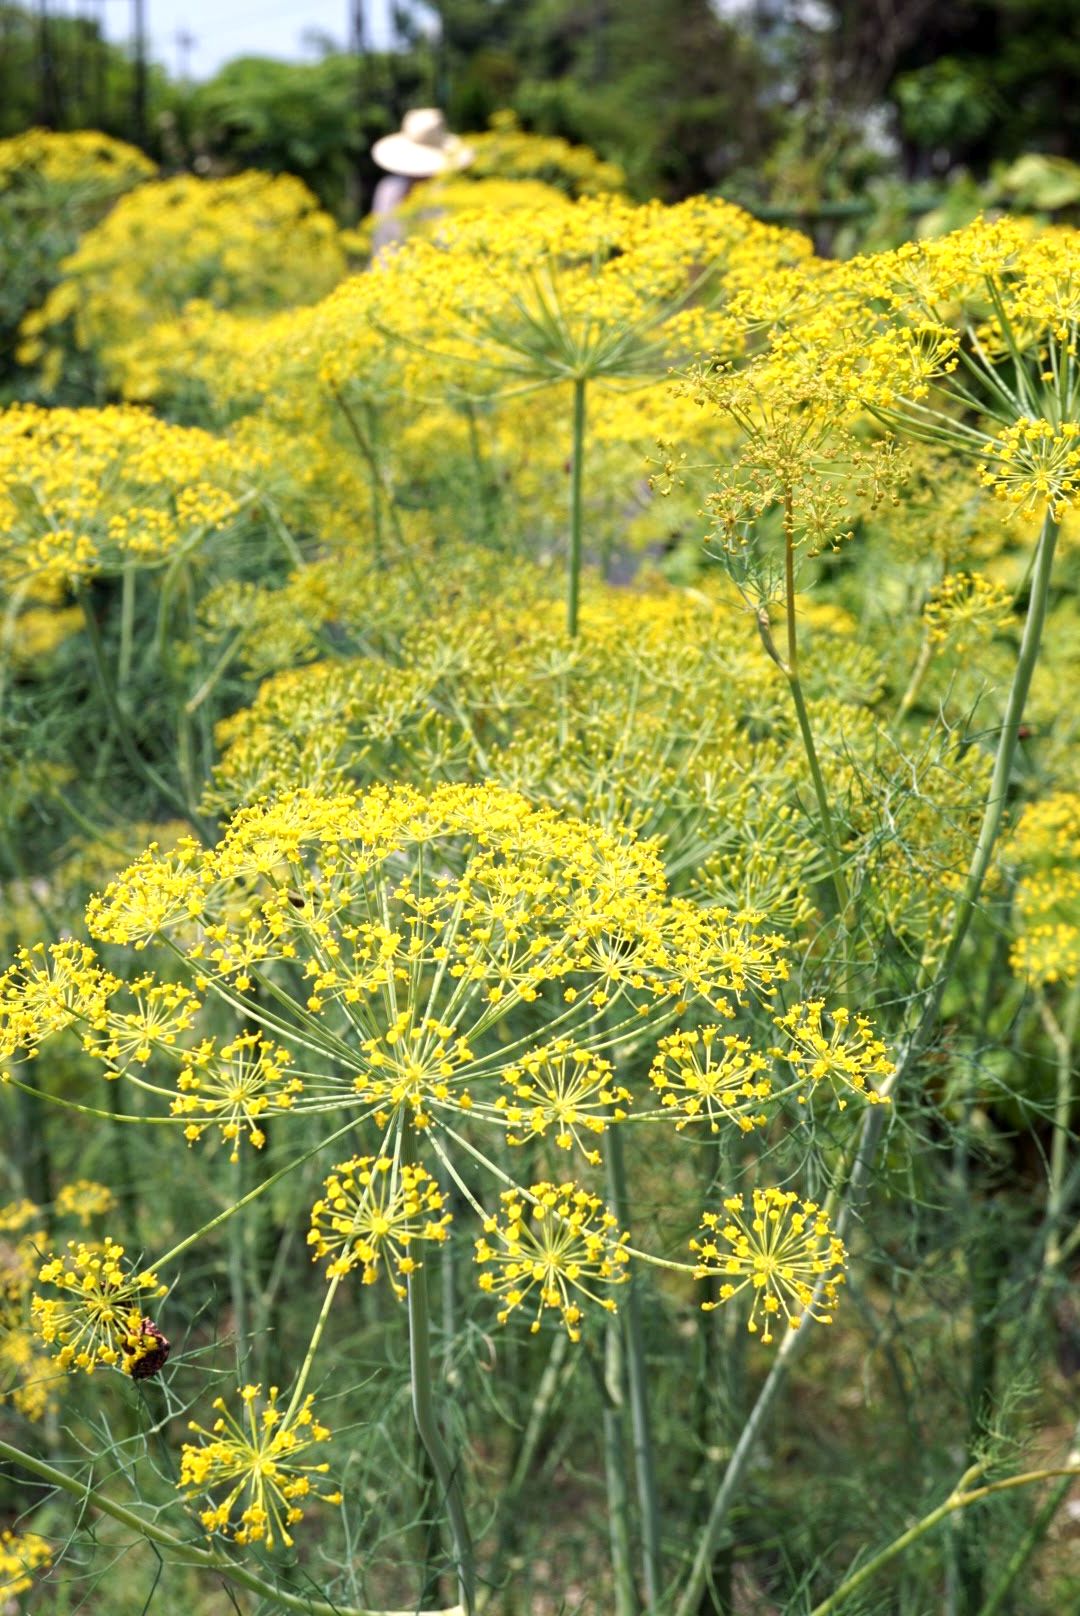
415, 0, 778, 198
187, 49, 433, 217
0, 2, 170, 151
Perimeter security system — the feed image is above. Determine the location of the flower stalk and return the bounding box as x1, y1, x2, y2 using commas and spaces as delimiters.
604, 1123, 662, 1608
567, 375, 587, 638
407, 1249, 476, 1616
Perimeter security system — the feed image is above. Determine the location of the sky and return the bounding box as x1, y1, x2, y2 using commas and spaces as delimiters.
101, 0, 399, 83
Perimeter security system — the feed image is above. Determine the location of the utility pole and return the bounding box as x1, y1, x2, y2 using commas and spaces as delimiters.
72, 5, 88, 124
37, 0, 61, 127
132, 0, 148, 147
347, 0, 366, 221
92, 0, 108, 129
175, 27, 195, 82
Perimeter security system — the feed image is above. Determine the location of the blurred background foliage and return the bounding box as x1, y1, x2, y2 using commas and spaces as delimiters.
3, 0, 1080, 226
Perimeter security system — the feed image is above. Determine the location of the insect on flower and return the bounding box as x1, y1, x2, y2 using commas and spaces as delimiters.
124, 1317, 171, 1380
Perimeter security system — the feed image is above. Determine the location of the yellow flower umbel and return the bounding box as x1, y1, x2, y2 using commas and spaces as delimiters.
82, 781, 787, 1146
795, 218, 1080, 520
980, 418, 1080, 516
0, 940, 116, 1062
1007, 796, 1080, 986
922, 570, 1014, 651
31, 1238, 166, 1373
0, 403, 260, 594
86, 975, 200, 1078
772, 1001, 894, 1109
172, 1031, 303, 1161
180, 1383, 338, 1548
0, 127, 153, 195
493, 1040, 631, 1164
307, 1156, 452, 1292
649, 1026, 771, 1134
53, 1180, 117, 1226
691, 1188, 846, 1345
21, 170, 347, 398
454, 111, 625, 197
0, 1201, 56, 1421
475, 1181, 630, 1340
0, 1527, 52, 1601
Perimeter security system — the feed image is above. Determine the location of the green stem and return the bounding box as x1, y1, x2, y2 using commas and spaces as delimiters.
1037, 982, 1080, 1271
603, 1306, 638, 1616
108, 1075, 140, 1247
76, 588, 199, 828
0, 579, 30, 719
0, 1439, 461, 1616
283, 1270, 343, 1425
328, 384, 386, 568
16, 1080, 52, 1213
407, 1257, 476, 1615
809, 1463, 1080, 1616
917, 507, 1058, 1019
118, 563, 136, 697
463, 398, 500, 549
977, 1419, 1080, 1616
259, 493, 305, 569
329, 385, 429, 600
185, 626, 247, 715
605, 1125, 662, 1607
152, 1116, 359, 1271
896, 628, 934, 720
227, 1157, 249, 1377
567, 375, 587, 638
508, 1331, 571, 1496
673, 507, 1060, 1616
781, 507, 851, 916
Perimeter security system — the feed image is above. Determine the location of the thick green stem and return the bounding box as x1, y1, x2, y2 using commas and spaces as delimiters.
108, 1076, 140, 1247
958, 1205, 1008, 1612
674, 508, 1060, 1616
508, 1331, 571, 1496
567, 375, 587, 638
185, 626, 247, 715
1037, 983, 1080, 1271
407, 1258, 476, 1615
0, 1439, 461, 1616
118, 563, 136, 697
16, 1081, 52, 1212
602, 1310, 638, 1616
329, 384, 384, 568
605, 1125, 662, 1607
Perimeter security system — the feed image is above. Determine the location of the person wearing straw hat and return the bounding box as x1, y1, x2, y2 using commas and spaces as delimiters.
369, 108, 475, 257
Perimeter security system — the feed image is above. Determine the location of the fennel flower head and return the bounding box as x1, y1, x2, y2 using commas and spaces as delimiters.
691, 1188, 847, 1345
180, 1383, 340, 1547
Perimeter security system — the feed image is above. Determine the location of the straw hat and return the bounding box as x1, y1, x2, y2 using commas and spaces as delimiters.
371, 108, 475, 179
